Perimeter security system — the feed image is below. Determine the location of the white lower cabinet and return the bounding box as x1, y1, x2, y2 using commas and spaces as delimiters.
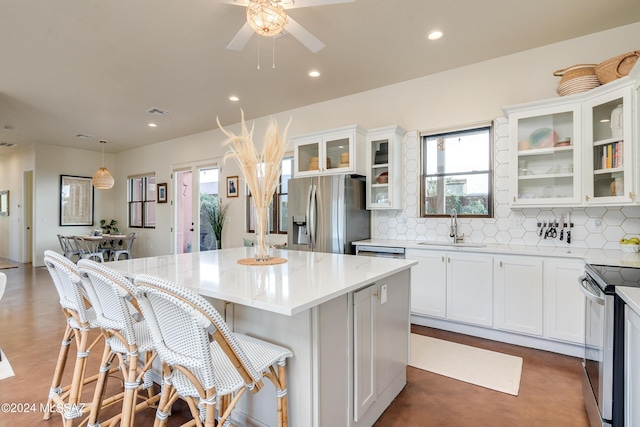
543, 259, 585, 344
494, 256, 543, 336
353, 270, 410, 425
626, 305, 640, 427
406, 249, 446, 318
446, 252, 494, 327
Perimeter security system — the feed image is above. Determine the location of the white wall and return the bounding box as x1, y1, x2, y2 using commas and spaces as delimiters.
1, 22, 639, 264
0, 143, 34, 261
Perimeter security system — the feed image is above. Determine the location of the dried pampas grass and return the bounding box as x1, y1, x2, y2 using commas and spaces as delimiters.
218, 110, 291, 260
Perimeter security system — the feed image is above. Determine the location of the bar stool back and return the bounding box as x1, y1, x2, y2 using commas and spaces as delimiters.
135, 273, 293, 427
77, 259, 160, 427
42, 250, 108, 425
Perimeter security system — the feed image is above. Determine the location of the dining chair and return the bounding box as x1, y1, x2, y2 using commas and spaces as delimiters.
110, 232, 136, 261
134, 273, 293, 427
76, 259, 160, 427
0, 272, 5, 362
75, 236, 105, 262
58, 234, 81, 261
42, 250, 116, 426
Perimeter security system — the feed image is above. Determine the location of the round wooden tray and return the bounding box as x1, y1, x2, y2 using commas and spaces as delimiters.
237, 257, 287, 266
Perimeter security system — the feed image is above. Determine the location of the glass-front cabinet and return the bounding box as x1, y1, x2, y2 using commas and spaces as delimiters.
365, 125, 405, 210
292, 125, 366, 177
507, 103, 582, 206
583, 86, 633, 205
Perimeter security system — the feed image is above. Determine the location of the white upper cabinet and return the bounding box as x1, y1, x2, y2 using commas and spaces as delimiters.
583, 86, 633, 205
504, 61, 640, 207
365, 126, 405, 210
292, 125, 366, 177
506, 103, 582, 206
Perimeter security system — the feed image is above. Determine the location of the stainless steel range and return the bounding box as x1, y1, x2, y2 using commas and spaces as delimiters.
579, 264, 640, 427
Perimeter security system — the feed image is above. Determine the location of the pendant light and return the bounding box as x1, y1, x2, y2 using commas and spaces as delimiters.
92, 140, 114, 189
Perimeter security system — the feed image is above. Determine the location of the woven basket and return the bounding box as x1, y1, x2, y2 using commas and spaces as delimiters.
553, 64, 600, 96
595, 51, 640, 85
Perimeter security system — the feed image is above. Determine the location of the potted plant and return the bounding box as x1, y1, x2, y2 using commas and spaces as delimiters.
200, 194, 230, 250
200, 193, 230, 249
100, 219, 119, 235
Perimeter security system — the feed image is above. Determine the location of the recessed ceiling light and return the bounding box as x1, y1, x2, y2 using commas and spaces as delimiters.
600, 119, 610, 123
308, 70, 320, 78
75, 133, 94, 139
148, 123, 157, 128
427, 30, 443, 40
229, 96, 240, 102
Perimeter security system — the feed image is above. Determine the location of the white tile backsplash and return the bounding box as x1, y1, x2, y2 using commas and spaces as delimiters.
373, 118, 640, 249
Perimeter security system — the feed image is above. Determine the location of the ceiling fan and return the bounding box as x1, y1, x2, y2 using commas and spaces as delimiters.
220, 0, 355, 53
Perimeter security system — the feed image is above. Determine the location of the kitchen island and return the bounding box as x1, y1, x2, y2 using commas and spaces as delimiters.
108, 247, 417, 427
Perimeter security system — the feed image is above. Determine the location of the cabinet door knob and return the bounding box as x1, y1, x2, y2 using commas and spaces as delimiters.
441, 256, 445, 262
447, 257, 450, 263
585, 195, 590, 201
499, 261, 503, 268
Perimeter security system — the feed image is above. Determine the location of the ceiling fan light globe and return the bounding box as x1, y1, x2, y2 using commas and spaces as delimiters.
247, 0, 287, 37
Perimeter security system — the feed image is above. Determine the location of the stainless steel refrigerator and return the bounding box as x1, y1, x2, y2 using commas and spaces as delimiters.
288, 174, 370, 254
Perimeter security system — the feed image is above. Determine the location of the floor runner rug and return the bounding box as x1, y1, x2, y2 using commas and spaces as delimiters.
410, 333, 523, 396
0, 350, 15, 380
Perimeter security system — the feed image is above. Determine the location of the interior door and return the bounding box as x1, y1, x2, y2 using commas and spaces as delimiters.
23, 170, 33, 263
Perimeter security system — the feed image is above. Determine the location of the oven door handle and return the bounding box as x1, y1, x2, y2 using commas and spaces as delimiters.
578, 275, 605, 305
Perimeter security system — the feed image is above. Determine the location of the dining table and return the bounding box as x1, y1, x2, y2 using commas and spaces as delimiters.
72, 234, 127, 254
107, 247, 416, 427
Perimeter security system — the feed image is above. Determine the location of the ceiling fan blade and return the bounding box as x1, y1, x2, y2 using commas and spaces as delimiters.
227, 22, 255, 51
218, 0, 249, 5
284, 16, 325, 53
287, 0, 354, 8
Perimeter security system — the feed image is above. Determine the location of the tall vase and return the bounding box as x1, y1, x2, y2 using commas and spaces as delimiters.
254, 206, 270, 261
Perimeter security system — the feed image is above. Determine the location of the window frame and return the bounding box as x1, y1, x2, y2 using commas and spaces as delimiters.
419, 123, 494, 218
128, 174, 156, 228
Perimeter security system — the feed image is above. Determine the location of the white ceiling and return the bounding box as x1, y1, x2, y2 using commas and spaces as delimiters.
0, 0, 639, 153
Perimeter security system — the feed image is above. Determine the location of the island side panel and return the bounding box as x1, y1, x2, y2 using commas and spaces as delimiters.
351, 268, 410, 427
228, 295, 351, 427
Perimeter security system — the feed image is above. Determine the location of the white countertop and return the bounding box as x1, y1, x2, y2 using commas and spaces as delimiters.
617, 286, 640, 315
353, 239, 640, 268
108, 247, 417, 316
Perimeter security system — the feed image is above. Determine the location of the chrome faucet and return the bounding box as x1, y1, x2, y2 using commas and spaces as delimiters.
449, 208, 464, 243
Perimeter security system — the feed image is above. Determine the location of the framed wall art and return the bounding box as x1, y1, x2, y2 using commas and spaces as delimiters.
157, 182, 168, 203
60, 175, 94, 226
227, 176, 239, 198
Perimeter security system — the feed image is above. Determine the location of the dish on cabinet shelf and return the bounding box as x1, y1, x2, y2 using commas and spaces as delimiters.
542, 186, 554, 198
529, 128, 558, 149
527, 165, 553, 175
375, 191, 389, 204
376, 172, 388, 184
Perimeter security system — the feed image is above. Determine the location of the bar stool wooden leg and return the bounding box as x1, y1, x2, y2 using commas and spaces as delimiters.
43, 324, 74, 420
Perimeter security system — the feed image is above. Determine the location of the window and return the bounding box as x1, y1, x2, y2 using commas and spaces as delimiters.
421, 124, 493, 217
128, 174, 156, 228
246, 156, 293, 233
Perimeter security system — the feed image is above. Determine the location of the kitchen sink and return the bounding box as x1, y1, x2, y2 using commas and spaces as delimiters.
416, 241, 487, 248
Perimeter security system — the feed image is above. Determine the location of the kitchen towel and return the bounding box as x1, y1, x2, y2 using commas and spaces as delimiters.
410, 334, 523, 396
0, 350, 15, 380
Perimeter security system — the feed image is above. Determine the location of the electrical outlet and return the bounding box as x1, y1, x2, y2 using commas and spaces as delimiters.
594, 218, 602, 229
509, 218, 521, 228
